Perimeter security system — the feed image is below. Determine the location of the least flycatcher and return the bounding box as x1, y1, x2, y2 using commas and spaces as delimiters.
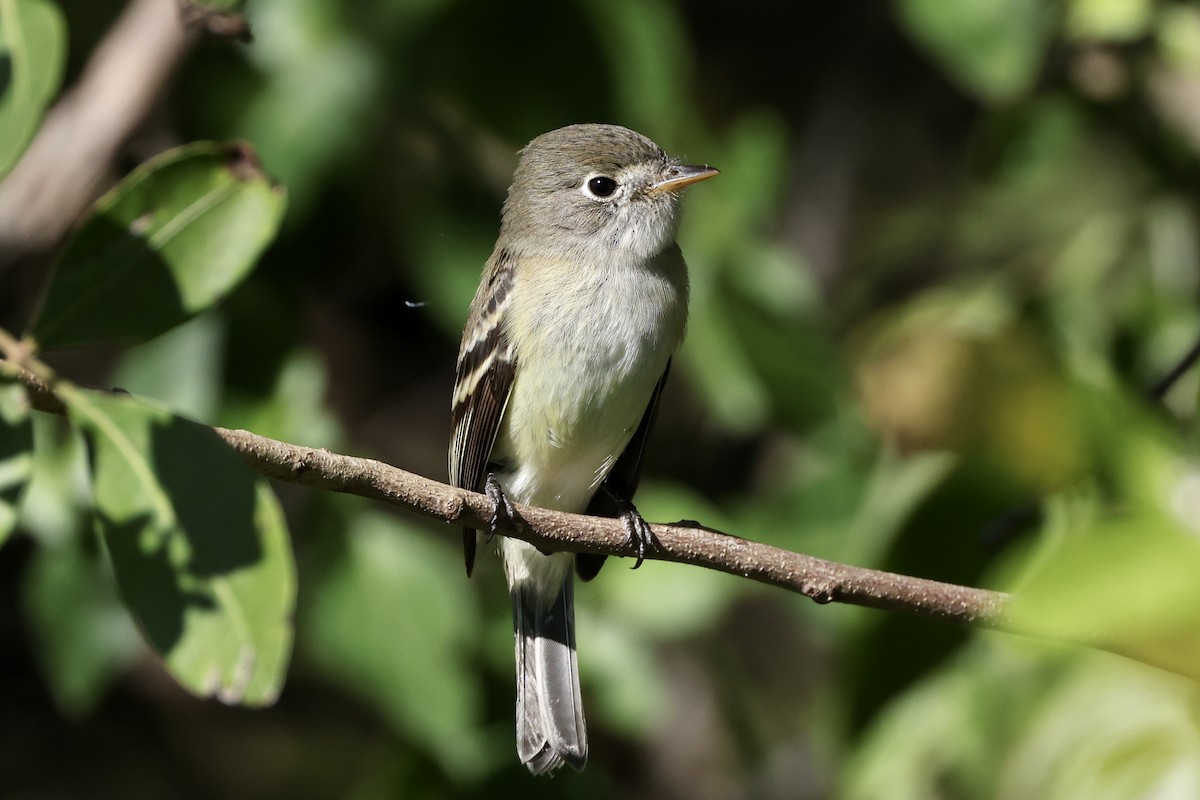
449, 123, 717, 774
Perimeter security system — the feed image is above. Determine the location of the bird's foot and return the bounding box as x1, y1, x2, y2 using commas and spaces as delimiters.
485, 473, 517, 542
603, 486, 655, 569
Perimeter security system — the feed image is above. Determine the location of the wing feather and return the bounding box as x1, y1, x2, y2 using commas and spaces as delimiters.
450, 251, 518, 576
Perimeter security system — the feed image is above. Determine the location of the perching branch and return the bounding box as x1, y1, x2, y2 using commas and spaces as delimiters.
219, 425, 1015, 627
6, 357, 1015, 633
19, 350, 1200, 680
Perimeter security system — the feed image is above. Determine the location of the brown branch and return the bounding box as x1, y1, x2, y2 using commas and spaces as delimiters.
219, 426, 1014, 627
5, 356, 1015, 632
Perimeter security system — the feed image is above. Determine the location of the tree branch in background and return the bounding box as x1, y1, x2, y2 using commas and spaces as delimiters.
0, 0, 247, 272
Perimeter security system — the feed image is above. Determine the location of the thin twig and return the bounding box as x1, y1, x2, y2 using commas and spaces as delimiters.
1149, 334, 1200, 401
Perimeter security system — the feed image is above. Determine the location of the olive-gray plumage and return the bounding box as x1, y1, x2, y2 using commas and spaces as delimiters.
449, 124, 716, 774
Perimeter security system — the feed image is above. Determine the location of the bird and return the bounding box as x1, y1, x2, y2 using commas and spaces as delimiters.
449, 123, 717, 774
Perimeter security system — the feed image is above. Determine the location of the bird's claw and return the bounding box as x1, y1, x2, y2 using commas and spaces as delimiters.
621, 509, 655, 569
485, 473, 517, 542
604, 485, 655, 569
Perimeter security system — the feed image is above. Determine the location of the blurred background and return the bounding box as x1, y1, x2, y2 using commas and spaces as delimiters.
6, 0, 1200, 797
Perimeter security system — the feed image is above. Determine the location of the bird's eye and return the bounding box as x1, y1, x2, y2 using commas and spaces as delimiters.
585, 176, 618, 198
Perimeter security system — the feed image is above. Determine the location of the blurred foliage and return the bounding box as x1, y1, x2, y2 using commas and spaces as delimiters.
4, 0, 1200, 798
0, 373, 33, 543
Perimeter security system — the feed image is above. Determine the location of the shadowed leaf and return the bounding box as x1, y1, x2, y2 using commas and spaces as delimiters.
33, 141, 286, 349
63, 385, 295, 706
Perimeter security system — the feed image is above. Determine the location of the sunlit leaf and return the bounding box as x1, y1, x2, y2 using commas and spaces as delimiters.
0, 0, 66, 177
839, 449, 958, 570
18, 413, 89, 546
33, 141, 286, 349
679, 295, 770, 433
63, 386, 295, 706
1012, 519, 1200, 681
304, 512, 486, 779
0, 372, 33, 544
1066, 0, 1152, 42
592, 482, 737, 638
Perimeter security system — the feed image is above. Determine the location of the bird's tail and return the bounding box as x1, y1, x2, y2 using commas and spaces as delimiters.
512, 575, 588, 774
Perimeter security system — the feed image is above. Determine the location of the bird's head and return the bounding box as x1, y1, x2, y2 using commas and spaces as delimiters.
501, 124, 718, 261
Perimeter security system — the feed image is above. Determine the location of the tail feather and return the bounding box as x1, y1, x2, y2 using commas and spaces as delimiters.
512, 577, 587, 774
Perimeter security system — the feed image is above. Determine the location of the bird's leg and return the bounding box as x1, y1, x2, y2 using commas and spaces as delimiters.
602, 485, 655, 569
485, 473, 517, 542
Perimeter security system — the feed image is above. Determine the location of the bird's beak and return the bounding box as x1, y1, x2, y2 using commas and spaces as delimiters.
650, 164, 720, 194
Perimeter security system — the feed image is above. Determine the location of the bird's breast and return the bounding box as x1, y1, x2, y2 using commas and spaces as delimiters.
494, 249, 688, 510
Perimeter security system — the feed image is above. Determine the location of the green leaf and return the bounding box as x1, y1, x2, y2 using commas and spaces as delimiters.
1011, 520, 1200, 682
591, 482, 737, 639
1158, 7, 1200, 73
0, 372, 33, 545
33, 141, 286, 350
0, 0, 67, 177
1005, 419, 1200, 681
63, 386, 295, 706
894, 0, 1050, 103
22, 531, 142, 717
304, 512, 486, 779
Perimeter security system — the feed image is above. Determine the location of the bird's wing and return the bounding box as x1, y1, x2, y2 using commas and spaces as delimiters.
576, 359, 671, 581
450, 251, 518, 576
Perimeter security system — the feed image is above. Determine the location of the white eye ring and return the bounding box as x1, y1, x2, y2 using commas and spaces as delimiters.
582, 174, 619, 199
